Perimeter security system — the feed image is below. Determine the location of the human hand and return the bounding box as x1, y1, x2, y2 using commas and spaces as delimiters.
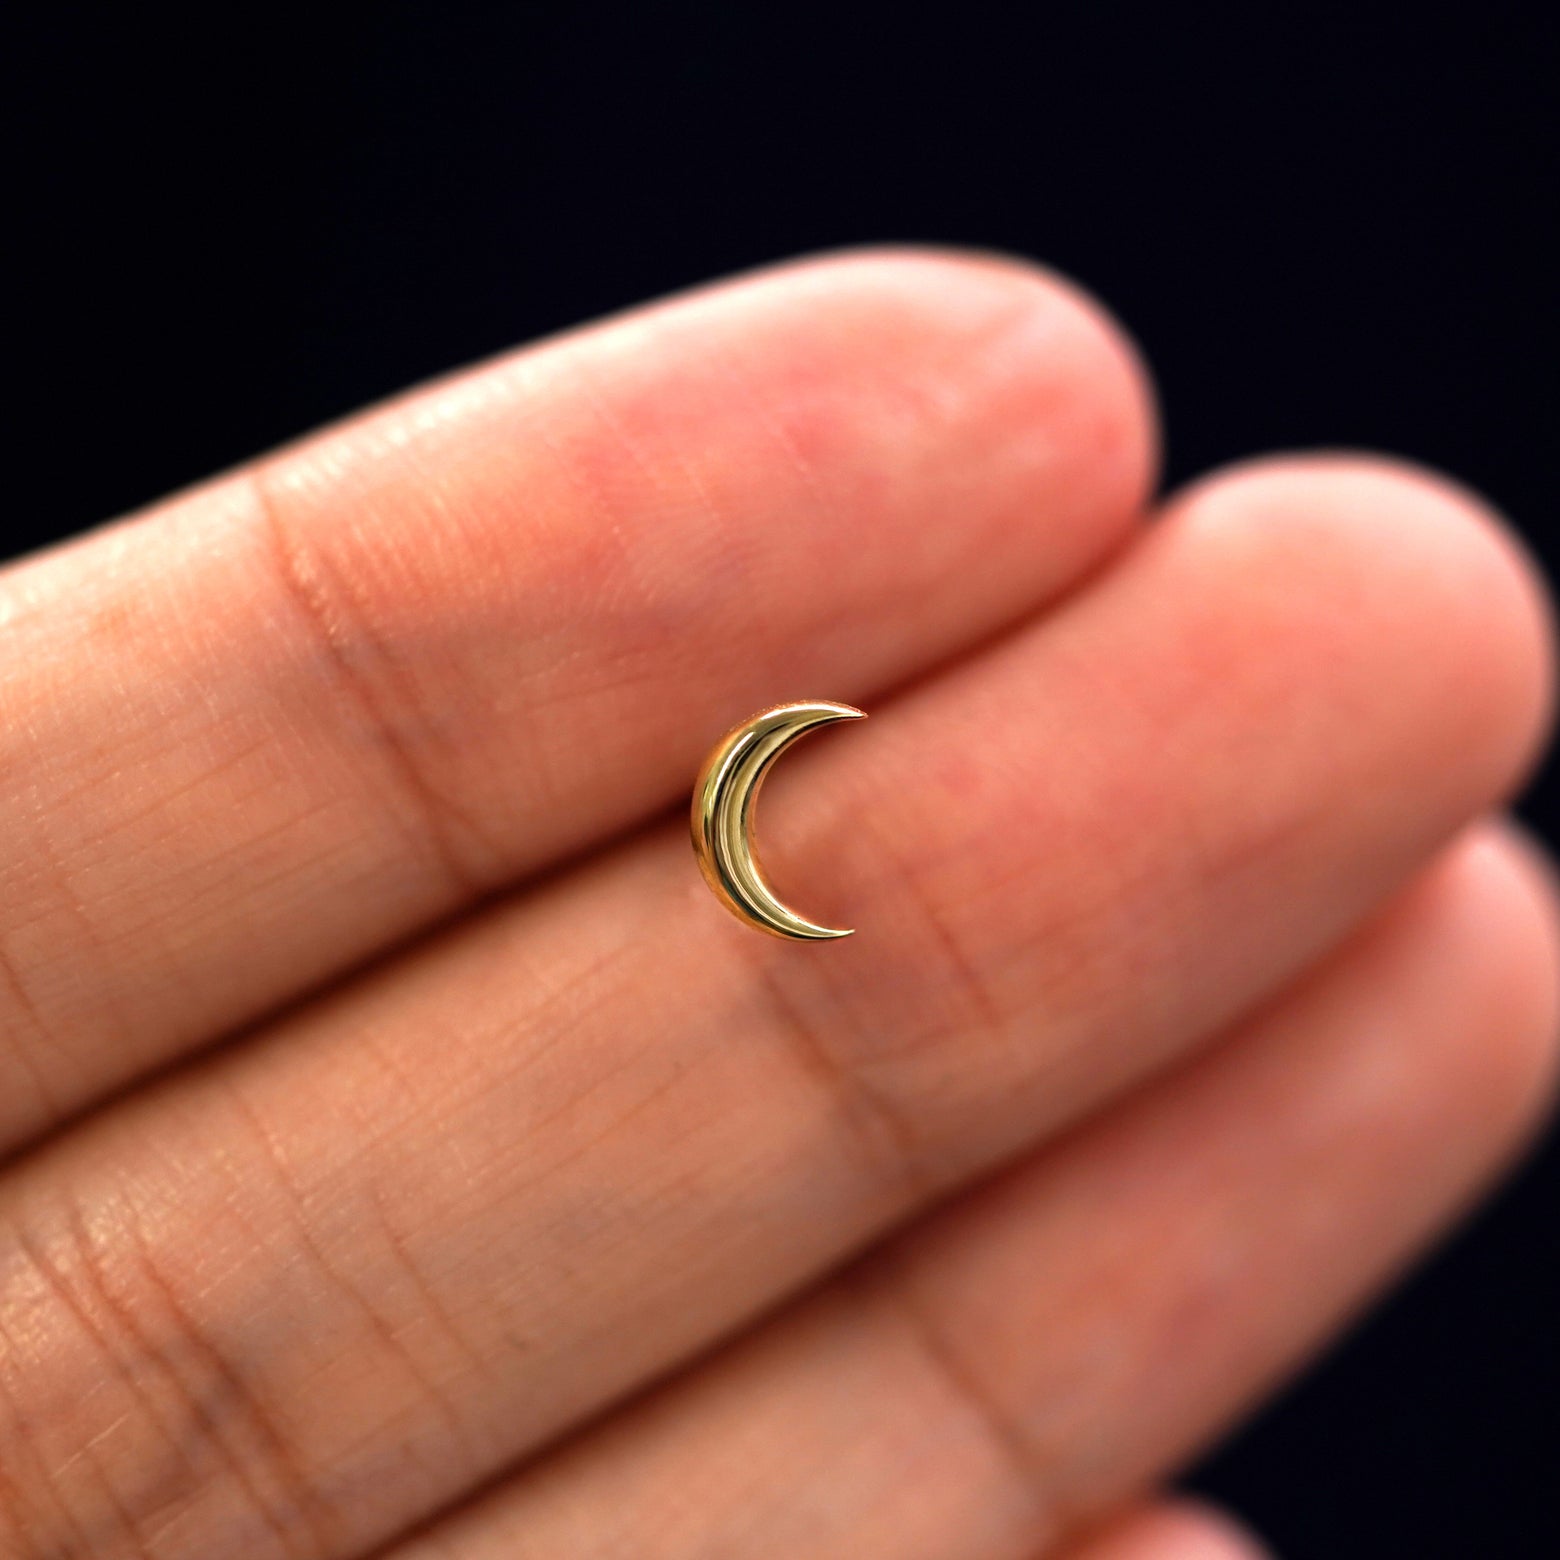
1, 251, 1553, 1560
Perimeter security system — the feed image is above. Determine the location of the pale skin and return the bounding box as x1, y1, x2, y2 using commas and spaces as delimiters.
0, 250, 1555, 1560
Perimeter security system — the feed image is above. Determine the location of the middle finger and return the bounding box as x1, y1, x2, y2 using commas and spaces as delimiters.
0, 456, 1547, 1560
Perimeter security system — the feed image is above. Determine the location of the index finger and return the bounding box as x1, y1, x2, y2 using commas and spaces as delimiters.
0, 248, 1154, 1151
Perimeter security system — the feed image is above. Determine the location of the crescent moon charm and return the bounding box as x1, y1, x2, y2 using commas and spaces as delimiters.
691, 700, 866, 940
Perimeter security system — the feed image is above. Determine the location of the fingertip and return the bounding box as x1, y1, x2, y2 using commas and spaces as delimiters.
1161, 451, 1555, 816
1140, 1498, 1274, 1560
733, 244, 1162, 527
1060, 1498, 1272, 1559
1415, 820, 1560, 1152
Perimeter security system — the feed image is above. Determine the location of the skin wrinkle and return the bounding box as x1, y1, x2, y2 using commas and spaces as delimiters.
459, 934, 645, 1140
124, 815, 344, 950
62, 763, 358, 1006
559, 415, 770, 695
859, 801, 1010, 1043
477, 1027, 719, 1253
289, 937, 635, 1220
692, 287, 1130, 684
0, 935, 62, 1128
2, 1213, 211, 1560
78, 726, 280, 844
691, 338, 896, 669
216, 916, 716, 1396
702, 344, 840, 530
215, 1081, 486, 1489
713, 769, 1062, 1147
110, 1208, 331, 1560
247, 467, 484, 902
348, 1022, 458, 1146
865, 1251, 1062, 1553
57, 1419, 163, 1560
473, 400, 627, 640
741, 942, 934, 1206
493, 359, 744, 666
566, 354, 729, 556
468, 403, 694, 825
996, 1204, 1164, 1512
0, 1307, 105, 1560
363, 1179, 494, 1390
0, 790, 139, 1117
304, 366, 739, 847
46, 693, 429, 994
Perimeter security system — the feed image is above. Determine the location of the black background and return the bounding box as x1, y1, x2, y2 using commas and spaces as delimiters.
5, 4, 1558, 1555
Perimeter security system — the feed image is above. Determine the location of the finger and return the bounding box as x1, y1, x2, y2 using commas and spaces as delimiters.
1053, 1502, 1270, 1560
0, 247, 1154, 1149
0, 458, 1546, 1560
370, 826, 1554, 1560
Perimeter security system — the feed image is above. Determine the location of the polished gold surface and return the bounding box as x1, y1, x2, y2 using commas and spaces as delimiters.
691, 700, 866, 940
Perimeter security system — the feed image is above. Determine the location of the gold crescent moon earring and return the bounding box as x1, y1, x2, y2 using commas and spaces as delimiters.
691, 700, 865, 940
